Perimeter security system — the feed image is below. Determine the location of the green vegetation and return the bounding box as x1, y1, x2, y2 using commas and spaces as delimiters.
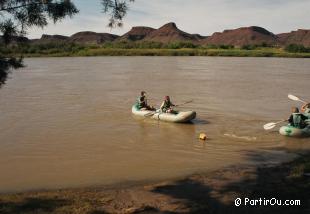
285, 44, 310, 53
0, 0, 134, 86
0, 0, 79, 86
2, 42, 310, 58
100, 41, 199, 49
241, 42, 271, 50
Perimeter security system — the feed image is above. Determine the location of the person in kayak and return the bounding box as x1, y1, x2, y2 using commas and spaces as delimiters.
137, 91, 155, 110
288, 107, 308, 129
160, 96, 176, 113
301, 103, 310, 116
301, 103, 310, 123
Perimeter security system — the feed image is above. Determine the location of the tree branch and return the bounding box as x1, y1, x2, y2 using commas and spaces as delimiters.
0, 2, 46, 12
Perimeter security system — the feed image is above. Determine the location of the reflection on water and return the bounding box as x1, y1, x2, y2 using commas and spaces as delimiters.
0, 70, 8, 87
0, 57, 309, 193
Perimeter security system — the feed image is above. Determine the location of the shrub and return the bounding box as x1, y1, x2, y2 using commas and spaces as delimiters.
241, 44, 257, 50
285, 44, 310, 53
219, 44, 234, 49
164, 41, 199, 49
136, 41, 163, 49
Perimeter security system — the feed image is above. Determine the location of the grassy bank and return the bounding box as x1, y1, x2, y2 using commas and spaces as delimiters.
32, 48, 310, 57
2, 42, 310, 58
1, 152, 309, 214
9, 48, 310, 58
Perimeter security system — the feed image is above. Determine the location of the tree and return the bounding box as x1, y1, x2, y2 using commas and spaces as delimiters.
0, 0, 134, 86
285, 44, 310, 53
0, 0, 78, 86
101, 0, 134, 28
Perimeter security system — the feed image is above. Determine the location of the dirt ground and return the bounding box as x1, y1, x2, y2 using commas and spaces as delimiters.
0, 154, 309, 214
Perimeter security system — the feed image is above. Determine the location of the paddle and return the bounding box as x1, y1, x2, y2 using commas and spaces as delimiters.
175, 100, 194, 107
144, 100, 194, 117
288, 94, 308, 104
144, 110, 159, 117
263, 120, 287, 130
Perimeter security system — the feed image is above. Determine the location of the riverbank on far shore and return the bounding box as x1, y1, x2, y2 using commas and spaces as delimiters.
4, 47, 310, 58
1, 152, 309, 214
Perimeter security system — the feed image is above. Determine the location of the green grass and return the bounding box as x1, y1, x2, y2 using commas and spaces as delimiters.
3, 43, 310, 58
14, 48, 310, 58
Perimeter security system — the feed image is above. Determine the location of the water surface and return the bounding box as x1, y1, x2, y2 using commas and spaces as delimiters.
0, 57, 309, 193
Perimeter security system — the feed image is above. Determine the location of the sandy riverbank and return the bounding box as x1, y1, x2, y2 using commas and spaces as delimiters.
1, 152, 309, 214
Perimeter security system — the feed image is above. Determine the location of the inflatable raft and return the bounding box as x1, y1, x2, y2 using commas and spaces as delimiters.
132, 105, 196, 123
279, 125, 310, 137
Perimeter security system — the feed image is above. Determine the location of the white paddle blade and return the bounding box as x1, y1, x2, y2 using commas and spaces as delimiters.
288, 94, 300, 101
288, 94, 307, 103
263, 122, 276, 130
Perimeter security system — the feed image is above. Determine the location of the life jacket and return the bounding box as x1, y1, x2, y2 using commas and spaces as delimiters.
136, 96, 147, 109
292, 113, 306, 129
162, 100, 172, 109
304, 108, 310, 119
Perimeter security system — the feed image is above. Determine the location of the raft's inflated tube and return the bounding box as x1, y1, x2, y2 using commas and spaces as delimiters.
279, 125, 310, 137
132, 105, 196, 123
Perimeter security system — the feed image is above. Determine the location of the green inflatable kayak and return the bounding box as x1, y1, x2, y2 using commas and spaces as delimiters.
279, 125, 310, 137
132, 104, 196, 123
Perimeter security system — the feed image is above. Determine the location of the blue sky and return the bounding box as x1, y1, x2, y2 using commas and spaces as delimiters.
27, 0, 310, 38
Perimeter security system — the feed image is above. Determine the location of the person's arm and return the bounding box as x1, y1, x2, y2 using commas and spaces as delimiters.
301, 114, 308, 120
301, 104, 307, 112
160, 101, 165, 110
139, 96, 146, 105
288, 115, 293, 124
305, 104, 310, 113
301, 114, 308, 128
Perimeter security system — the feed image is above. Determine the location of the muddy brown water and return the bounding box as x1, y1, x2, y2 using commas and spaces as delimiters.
0, 57, 309, 193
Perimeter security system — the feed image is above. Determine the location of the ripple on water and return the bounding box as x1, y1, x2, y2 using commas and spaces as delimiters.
0, 57, 309, 193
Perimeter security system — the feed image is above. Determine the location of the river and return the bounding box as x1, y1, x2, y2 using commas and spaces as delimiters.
0, 56, 309, 193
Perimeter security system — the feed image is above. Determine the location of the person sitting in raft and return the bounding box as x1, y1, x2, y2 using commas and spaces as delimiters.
301, 103, 310, 116
288, 107, 308, 129
160, 96, 176, 113
301, 103, 310, 123
137, 91, 155, 110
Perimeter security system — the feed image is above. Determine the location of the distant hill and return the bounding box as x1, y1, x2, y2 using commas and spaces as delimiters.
277, 29, 310, 47
201, 26, 277, 47
143, 22, 205, 43
0, 35, 29, 45
2, 23, 310, 47
32, 34, 69, 44
118, 26, 155, 41
68, 31, 119, 44
30, 31, 119, 45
